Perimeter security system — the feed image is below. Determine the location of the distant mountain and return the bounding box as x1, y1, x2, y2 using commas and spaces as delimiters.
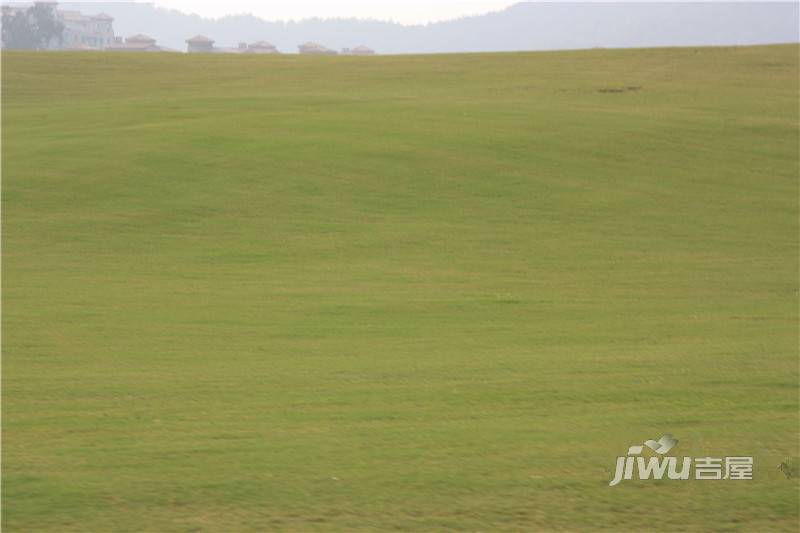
45, 2, 800, 53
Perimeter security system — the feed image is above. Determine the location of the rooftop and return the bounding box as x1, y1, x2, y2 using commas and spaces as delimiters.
186, 35, 214, 44
59, 10, 88, 22
126, 34, 156, 43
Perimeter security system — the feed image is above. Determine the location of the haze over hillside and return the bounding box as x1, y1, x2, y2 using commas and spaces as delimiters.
48, 1, 800, 53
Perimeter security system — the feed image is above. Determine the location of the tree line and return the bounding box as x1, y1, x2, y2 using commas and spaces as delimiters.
2, 3, 64, 50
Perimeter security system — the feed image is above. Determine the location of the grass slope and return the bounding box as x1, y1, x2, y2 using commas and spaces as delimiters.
2, 45, 799, 531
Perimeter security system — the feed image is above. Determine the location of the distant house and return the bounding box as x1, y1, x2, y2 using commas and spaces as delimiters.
298, 42, 337, 55
186, 35, 215, 53
185, 36, 281, 54
59, 10, 115, 50
342, 45, 375, 56
3, 4, 118, 50
106, 34, 168, 52
247, 41, 279, 54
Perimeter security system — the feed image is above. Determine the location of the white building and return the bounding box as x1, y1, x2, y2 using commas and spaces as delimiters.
298, 42, 337, 55
186, 37, 281, 54
186, 35, 215, 53
342, 45, 376, 56
247, 41, 279, 54
1, 2, 116, 50
106, 34, 174, 53
59, 9, 115, 50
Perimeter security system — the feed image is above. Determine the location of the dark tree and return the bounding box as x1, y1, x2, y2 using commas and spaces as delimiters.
2, 7, 38, 50
29, 2, 64, 49
2, 3, 63, 50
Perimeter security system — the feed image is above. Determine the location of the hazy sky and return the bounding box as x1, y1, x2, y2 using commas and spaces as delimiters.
151, 1, 516, 24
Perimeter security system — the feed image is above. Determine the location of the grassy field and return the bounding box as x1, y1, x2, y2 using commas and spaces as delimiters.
2, 44, 798, 531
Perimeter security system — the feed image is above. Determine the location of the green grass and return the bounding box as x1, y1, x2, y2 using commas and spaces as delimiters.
2, 45, 798, 531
